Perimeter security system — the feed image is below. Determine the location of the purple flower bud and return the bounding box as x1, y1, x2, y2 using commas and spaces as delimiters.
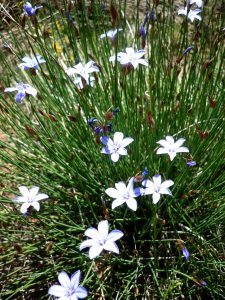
107, 123, 112, 132
139, 25, 146, 38
187, 161, 196, 167
183, 46, 194, 56
143, 11, 150, 26
201, 280, 207, 286
182, 247, 190, 260
142, 167, 148, 177
112, 107, 120, 115
94, 126, 103, 135
88, 117, 97, 127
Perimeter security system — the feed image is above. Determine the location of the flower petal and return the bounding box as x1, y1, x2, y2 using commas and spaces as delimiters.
4, 87, 18, 93
177, 146, 189, 153
117, 148, 127, 155
25, 85, 37, 96
70, 270, 81, 289
136, 59, 149, 66
34, 193, 49, 201
80, 239, 96, 251
100, 136, 111, 146
156, 148, 169, 155
15, 91, 26, 103
106, 230, 124, 242
29, 186, 39, 198
113, 132, 124, 144
166, 136, 174, 144
98, 220, 109, 239
159, 187, 172, 196
142, 179, 154, 189
84, 227, 99, 239
75, 286, 88, 298
20, 202, 30, 214
126, 197, 137, 211
168, 152, 177, 161
48, 285, 67, 297
160, 180, 174, 189
174, 138, 185, 148
19, 186, 30, 198
104, 241, 119, 254
156, 139, 169, 147
58, 271, 71, 288
115, 181, 127, 193
120, 137, 134, 148
152, 174, 162, 188
111, 152, 120, 162
152, 193, 161, 204
105, 187, 121, 199
31, 201, 40, 211
89, 244, 103, 259
112, 197, 125, 209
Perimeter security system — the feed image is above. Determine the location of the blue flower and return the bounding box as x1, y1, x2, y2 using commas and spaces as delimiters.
19, 55, 45, 70
23, 2, 43, 17
183, 46, 194, 55
100, 132, 134, 162
141, 174, 174, 204
182, 247, 190, 260
105, 177, 142, 211
139, 25, 146, 38
178, 7, 202, 22
80, 220, 124, 259
112, 107, 120, 115
187, 161, 196, 167
48, 270, 88, 299
4, 82, 37, 103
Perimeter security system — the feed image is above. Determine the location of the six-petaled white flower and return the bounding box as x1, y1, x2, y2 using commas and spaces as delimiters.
105, 177, 141, 211
80, 220, 124, 259
190, 0, 203, 8
109, 47, 148, 69
19, 55, 46, 70
66, 61, 99, 83
48, 270, 88, 300
100, 132, 134, 162
4, 82, 37, 103
100, 28, 123, 41
156, 136, 189, 161
178, 7, 202, 22
141, 174, 174, 204
13, 186, 48, 214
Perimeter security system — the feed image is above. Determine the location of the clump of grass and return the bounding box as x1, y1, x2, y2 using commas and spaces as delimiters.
0, 0, 224, 299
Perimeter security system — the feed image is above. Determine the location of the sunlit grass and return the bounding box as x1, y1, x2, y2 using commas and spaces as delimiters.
0, 0, 224, 299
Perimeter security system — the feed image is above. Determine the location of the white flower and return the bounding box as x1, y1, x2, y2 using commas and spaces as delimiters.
100, 132, 134, 162
100, 28, 123, 40
13, 186, 48, 214
142, 174, 174, 204
178, 7, 202, 22
73, 76, 95, 89
156, 136, 189, 161
19, 55, 46, 70
109, 47, 148, 69
4, 82, 37, 103
105, 177, 141, 211
66, 61, 99, 83
190, 0, 203, 8
48, 270, 88, 300
80, 220, 124, 259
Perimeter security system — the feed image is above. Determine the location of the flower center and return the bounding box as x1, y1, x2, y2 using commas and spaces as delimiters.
112, 144, 120, 152
66, 288, 75, 297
